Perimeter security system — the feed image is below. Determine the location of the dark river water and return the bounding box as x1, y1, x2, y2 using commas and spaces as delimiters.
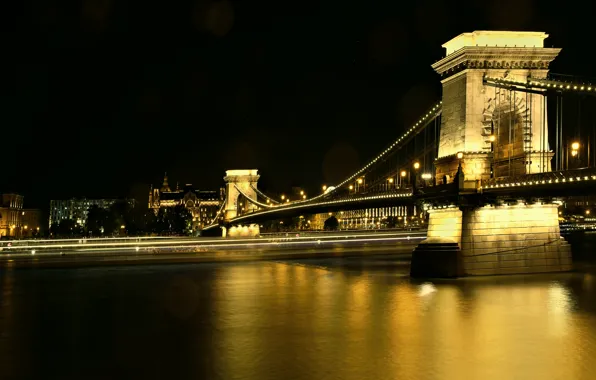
1, 239, 596, 379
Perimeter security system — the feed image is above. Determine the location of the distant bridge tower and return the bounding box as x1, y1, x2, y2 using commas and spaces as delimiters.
431, 31, 560, 181
223, 170, 260, 221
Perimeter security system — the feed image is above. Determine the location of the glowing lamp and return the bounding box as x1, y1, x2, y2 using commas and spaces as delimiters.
413, 162, 420, 170
457, 152, 464, 159
571, 142, 580, 150
400, 170, 407, 177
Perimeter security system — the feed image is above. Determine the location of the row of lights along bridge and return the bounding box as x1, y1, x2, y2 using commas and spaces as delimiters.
263, 138, 584, 204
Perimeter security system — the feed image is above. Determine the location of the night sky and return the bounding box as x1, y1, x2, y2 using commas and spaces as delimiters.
5, 0, 596, 208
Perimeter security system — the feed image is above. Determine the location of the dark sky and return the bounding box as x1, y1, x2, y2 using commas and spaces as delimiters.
4, 0, 596, 208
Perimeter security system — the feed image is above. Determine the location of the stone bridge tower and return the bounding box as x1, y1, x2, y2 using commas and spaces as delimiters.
411, 31, 572, 278
223, 170, 260, 221
431, 31, 560, 182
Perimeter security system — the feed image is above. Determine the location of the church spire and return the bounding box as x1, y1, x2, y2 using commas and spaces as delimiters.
161, 172, 171, 192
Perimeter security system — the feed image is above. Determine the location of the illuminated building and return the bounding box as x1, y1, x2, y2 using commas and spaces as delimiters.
148, 173, 225, 229
0, 193, 43, 238
49, 198, 135, 227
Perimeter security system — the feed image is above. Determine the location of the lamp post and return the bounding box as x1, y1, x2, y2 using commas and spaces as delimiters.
357, 177, 365, 192
413, 162, 420, 188
400, 170, 407, 188
568, 141, 580, 169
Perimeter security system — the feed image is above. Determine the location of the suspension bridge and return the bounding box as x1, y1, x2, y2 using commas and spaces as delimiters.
204, 30, 596, 277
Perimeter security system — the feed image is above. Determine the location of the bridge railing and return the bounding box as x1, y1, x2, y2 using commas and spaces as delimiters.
481, 168, 596, 188
235, 188, 415, 217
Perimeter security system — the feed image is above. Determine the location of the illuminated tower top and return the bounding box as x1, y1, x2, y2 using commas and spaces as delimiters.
161, 172, 171, 192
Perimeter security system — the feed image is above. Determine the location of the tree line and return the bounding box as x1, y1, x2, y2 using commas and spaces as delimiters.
49, 201, 193, 238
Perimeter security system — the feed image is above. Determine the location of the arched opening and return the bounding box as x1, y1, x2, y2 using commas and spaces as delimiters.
236, 193, 248, 216
492, 106, 526, 178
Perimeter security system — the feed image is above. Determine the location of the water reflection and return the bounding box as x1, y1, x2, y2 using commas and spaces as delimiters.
0, 259, 595, 379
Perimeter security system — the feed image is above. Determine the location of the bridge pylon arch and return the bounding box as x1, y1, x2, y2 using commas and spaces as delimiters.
223, 170, 260, 221
431, 30, 560, 183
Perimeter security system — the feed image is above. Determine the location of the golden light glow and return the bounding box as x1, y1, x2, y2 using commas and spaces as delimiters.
349, 185, 354, 190
357, 178, 363, 184
281, 195, 285, 200
322, 185, 327, 191
571, 142, 580, 150
489, 135, 496, 142
400, 170, 407, 177
413, 162, 420, 170
421, 173, 432, 180
571, 150, 578, 157
586, 210, 591, 215
302, 195, 306, 199
300, 190, 304, 195
457, 152, 464, 159
388, 178, 394, 183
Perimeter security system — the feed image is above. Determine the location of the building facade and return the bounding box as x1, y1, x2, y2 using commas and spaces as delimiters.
148, 173, 224, 229
49, 198, 134, 228
0, 193, 43, 238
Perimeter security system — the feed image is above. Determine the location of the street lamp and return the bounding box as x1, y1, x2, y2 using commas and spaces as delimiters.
300, 190, 304, 196
302, 194, 306, 199
322, 185, 327, 191
489, 135, 496, 142
457, 152, 463, 159
413, 162, 420, 170
400, 170, 407, 188
568, 141, 580, 169
281, 194, 285, 200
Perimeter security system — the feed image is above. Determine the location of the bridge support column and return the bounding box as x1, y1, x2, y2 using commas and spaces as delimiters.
411, 202, 572, 278
223, 170, 260, 221
227, 224, 260, 238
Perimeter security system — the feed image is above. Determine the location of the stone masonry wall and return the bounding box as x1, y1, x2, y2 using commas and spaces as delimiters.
438, 74, 467, 158
426, 208, 463, 244
460, 203, 572, 275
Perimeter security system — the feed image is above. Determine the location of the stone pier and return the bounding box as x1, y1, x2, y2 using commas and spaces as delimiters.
411, 202, 572, 277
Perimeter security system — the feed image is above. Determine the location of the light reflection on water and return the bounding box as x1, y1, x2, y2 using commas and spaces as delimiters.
0, 258, 595, 380
209, 261, 596, 380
